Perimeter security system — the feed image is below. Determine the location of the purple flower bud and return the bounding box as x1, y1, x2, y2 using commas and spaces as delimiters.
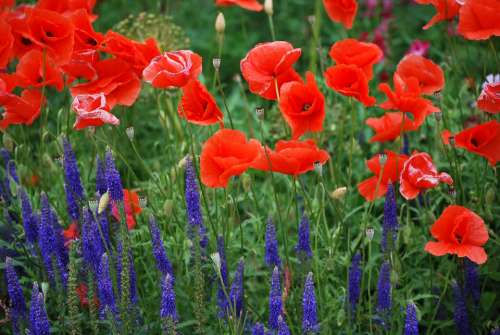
295, 214, 313, 258
404, 302, 419, 335
95, 156, 107, 196
376, 261, 391, 314
7, 160, 19, 184
149, 215, 174, 278
265, 218, 281, 268
229, 259, 244, 317
302, 272, 319, 334
63, 138, 84, 220
452, 281, 472, 335
268, 266, 282, 330
97, 253, 117, 319
82, 208, 104, 275
252, 323, 265, 335
18, 188, 38, 246
105, 150, 124, 202
184, 157, 208, 248
216, 235, 229, 318
29, 283, 50, 335
38, 193, 55, 282
382, 183, 398, 252
160, 274, 178, 321
464, 259, 480, 304
277, 315, 290, 335
348, 252, 362, 314
5, 257, 27, 334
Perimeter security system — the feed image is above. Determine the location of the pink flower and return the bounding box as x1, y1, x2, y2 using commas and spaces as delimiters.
406, 40, 430, 57
72, 93, 120, 130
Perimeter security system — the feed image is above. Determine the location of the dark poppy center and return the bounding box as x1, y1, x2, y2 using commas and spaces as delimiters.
21, 37, 32, 46
46, 31, 54, 38
87, 38, 98, 46
302, 104, 311, 112
470, 137, 479, 147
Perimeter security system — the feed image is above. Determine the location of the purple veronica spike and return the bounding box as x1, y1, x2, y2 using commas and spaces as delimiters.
97, 212, 111, 250
382, 183, 398, 252
265, 218, 281, 268
50, 208, 69, 287
0, 148, 10, 168
5, 257, 27, 334
228, 259, 244, 317
38, 194, 55, 282
401, 134, 410, 155
277, 315, 290, 335
29, 283, 50, 335
452, 282, 472, 335
491, 329, 500, 335
348, 252, 362, 314
302, 272, 319, 334
268, 266, 282, 330
184, 158, 208, 248
63, 138, 84, 220
105, 150, 124, 202
8, 160, 19, 184
404, 302, 419, 335
216, 236, 229, 318
82, 208, 104, 274
464, 259, 480, 304
376, 261, 391, 314
129, 252, 138, 305
251, 323, 265, 335
19, 188, 38, 245
160, 274, 178, 321
97, 253, 117, 319
149, 216, 174, 278
64, 183, 80, 222
95, 156, 107, 196
295, 214, 312, 258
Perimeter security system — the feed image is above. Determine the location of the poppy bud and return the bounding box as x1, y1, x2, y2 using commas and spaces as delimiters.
307, 15, 315, 26
163, 199, 174, 217
379, 153, 388, 165
434, 112, 442, 122
98, 192, 109, 214
41, 282, 49, 301
330, 186, 347, 200
210, 252, 222, 273
448, 187, 457, 198
212, 58, 221, 71
215, 12, 225, 34
264, 0, 273, 15
449, 136, 456, 147
366, 227, 375, 241
139, 196, 147, 208
2, 134, 14, 152
233, 74, 242, 83
256, 106, 265, 119
241, 174, 251, 192
485, 187, 495, 205
126, 127, 135, 141
313, 161, 323, 175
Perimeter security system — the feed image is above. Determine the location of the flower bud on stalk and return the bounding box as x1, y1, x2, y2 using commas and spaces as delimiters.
265, 0, 273, 16
215, 12, 225, 34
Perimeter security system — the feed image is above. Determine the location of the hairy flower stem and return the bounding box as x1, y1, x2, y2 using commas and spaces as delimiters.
309, 0, 322, 72
87, 272, 99, 335
67, 246, 81, 335
192, 233, 207, 334
215, 71, 235, 129
118, 202, 132, 334
162, 317, 176, 335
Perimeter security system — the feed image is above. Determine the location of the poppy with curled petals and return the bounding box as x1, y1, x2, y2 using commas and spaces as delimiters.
71, 93, 119, 130
70, 58, 141, 108
365, 112, 425, 143
443, 120, 500, 166
399, 152, 453, 200
477, 74, 500, 114
328, 39, 383, 80
111, 189, 142, 230
200, 129, 262, 188
396, 55, 444, 95
323, 0, 358, 29
215, 0, 263, 11
68, 9, 103, 51
14, 50, 64, 91
143, 50, 202, 89
251, 139, 329, 176
414, 0, 460, 30
61, 49, 100, 84
458, 0, 500, 40
240, 41, 302, 100
324, 64, 376, 106
425, 205, 489, 264
178, 80, 224, 126
279, 72, 325, 139
0, 89, 44, 129
0, 19, 13, 68
357, 150, 408, 201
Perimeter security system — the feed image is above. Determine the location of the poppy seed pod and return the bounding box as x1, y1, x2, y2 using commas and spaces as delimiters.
126, 127, 135, 141
330, 186, 347, 200
241, 174, 252, 192
265, 0, 273, 15
215, 12, 225, 34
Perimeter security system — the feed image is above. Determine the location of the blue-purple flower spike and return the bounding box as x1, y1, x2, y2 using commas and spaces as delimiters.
348, 252, 362, 314
251, 323, 265, 335
63, 138, 84, 220
268, 266, 282, 330
184, 157, 208, 248
452, 281, 472, 335
38, 193, 55, 282
382, 183, 398, 252
302, 272, 319, 334
160, 274, 178, 321
228, 258, 244, 317
464, 259, 480, 304
29, 283, 50, 335
5, 257, 27, 334
404, 302, 419, 335
216, 235, 229, 318
277, 315, 291, 335
105, 150, 124, 202
265, 218, 281, 268
95, 156, 107, 196
8, 160, 19, 184
295, 214, 312, 258
376, 261, 392, 314
97, 253, 117, 319
149, 215, 174, 278
19, 188, 38, 246
82, 208, 104, 275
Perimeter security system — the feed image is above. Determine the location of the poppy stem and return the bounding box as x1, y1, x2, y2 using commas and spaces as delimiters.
215, 71, 235, 129
267, 13, 276, 41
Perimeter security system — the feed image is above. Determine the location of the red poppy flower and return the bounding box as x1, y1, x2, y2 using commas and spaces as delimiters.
425, 205, 489, 264
357, 150, 409, 201
240, 41, 302, 100
71, 93, 119, 130
366, 112, 419, 143
322, 0, 358, 29
178, 79, 224, 126
279, 71, 325, 139
70, 58, 141, 108
328, 39, 383, 80
457, 0, 500, 40
396, 54, 445, 95
0, 0, 14, 11
143, 50, 202, 89
68, 9, 103, 51
200, 129, 262, 188
251, 139, 330, 176
414, 0, 460, 30
14, 50, 64, 91
0, 89, 44, 129
100, 31, 160, 76
0, 19, 14, 68
399, 151, 453, 200
477, 75, 500, 114
111, 189, 142, 230
63, 222, 79, 247
60, 49, 100, 84
215, 0, 263, 11
324, 64, 376, 106
449, 120, 500, 166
